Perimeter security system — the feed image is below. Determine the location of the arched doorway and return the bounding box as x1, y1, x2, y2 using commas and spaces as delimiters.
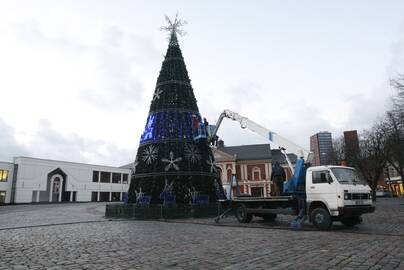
47, 168, 68, 202
34, 168, 68, 203
49, 174, 63, 202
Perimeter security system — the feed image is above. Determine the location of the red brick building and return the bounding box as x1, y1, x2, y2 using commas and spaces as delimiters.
343, 130, 360, 166
214, 144, 296, 197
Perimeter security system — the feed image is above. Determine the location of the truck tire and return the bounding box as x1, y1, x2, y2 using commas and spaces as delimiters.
311, 207, 332, 230
263, 214, 277, 222
341, 216, 362, 227
235, 204, 253, 223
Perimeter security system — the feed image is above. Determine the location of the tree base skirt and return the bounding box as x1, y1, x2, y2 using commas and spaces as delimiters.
105, 203, 224, 220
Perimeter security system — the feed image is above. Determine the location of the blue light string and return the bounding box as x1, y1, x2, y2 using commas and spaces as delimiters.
140, 111, 201, 144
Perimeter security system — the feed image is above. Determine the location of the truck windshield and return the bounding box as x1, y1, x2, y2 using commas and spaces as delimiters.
330, 168, 365, 185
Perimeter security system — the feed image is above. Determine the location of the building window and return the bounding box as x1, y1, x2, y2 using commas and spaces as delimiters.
111, 192, 121, 201
227, 169, 233, 183
92, 171, 99, 182
91, 192, 98, 202
0, 170, 9, 182
0, 191, 6, 204
252, 167, 261, 181
112, 173, 121, 184
122, 174, 128, 184
100, 172, 111, 183
99, 192, 110, 202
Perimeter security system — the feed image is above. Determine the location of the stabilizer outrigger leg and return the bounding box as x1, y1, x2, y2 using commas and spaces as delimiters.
214, 174, 239, 223
290, 196, 307, 230
214, 204, 233, 223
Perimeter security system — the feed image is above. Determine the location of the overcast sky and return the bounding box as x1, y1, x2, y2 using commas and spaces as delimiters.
0, 1, 403, 166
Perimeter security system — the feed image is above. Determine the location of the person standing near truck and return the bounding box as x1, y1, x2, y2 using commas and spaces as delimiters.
271, 162, 286, 196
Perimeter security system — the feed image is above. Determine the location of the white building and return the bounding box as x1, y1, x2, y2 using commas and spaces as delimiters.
0, 157, 131, 204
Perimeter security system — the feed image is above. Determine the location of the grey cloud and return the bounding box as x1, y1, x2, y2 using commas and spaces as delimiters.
388, 22, 404, 75
224, 81, 264, 113
343, 85, 390, 132
102, 26, 124, 48
0, 118, 30, 161
26, 119, 134, 166
265, 104, 336, 148
78, 28, 162, 111
12, 20, 152, 112
13, 19, 89, 53
199, 81, 337, 149
79, 77, 144, 111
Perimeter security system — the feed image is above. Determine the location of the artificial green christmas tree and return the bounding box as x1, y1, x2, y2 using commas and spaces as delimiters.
128, 16, 224, 204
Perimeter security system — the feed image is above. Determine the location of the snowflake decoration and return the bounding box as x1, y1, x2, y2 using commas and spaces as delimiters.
162, 151, 182, 171
184, 144, 201, 163
135, 187, 144, 201
188, 187, 199, 204
206, 156, 217, 173
162, 178, 174, 194
153, 88, 163, 101
142, 145, 158, 165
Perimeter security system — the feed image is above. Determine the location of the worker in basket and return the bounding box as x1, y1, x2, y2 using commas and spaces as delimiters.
271, 162, 286, 196
192, 114, 207, 141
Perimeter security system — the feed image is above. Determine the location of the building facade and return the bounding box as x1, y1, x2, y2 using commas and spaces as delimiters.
383, 163, 403, 196
214, 144, 295, 198
343, 130, 360, 166
0, 157, 131, 204
310, 131, 333, 166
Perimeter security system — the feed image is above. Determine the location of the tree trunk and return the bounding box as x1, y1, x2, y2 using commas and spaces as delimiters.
371, 180, 378, 202
372, 188, 377, 202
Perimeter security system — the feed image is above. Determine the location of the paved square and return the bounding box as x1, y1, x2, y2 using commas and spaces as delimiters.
0, 198, 403, 269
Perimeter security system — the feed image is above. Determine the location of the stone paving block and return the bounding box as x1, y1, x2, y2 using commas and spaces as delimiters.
0, 198, 403, 269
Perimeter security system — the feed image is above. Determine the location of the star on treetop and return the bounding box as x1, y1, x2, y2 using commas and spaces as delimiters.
160, 13, 187, 38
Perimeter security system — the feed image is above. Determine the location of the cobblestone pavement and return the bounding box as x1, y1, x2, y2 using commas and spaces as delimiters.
0, 203, 105, 229
178, 197, 404, 237
0, 198, 403, 269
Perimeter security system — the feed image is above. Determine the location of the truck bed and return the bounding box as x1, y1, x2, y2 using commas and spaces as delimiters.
232, 195, 294, 202
230, 195, 298, 216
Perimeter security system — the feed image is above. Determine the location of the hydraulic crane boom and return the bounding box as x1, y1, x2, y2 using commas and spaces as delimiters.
211, 109, 313, 174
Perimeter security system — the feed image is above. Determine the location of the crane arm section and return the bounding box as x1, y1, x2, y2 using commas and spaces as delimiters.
212, 109, 312, 163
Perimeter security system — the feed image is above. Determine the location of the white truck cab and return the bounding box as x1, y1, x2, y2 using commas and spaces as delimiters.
306, 166, 375, 229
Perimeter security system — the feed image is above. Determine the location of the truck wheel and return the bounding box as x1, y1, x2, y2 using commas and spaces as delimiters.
235, 204, 253, 223
341, 216, 362, 227
263, 214, 277, 222
311, 207, 332, 230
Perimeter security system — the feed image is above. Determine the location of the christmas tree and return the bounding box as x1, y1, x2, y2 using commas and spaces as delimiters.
128, 15, 224, 204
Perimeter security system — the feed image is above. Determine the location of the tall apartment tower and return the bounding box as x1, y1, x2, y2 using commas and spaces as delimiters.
343, 130, 359, 166
310, 131, 333, 166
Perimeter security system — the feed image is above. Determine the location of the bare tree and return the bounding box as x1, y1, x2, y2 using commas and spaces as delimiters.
381, 111, 404, 179
355, 126, 388, 201
331, 136, 345, 165
381, 75, 404, 181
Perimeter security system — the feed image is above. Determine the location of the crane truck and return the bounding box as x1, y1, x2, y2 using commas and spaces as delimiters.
209, 110, 375, 230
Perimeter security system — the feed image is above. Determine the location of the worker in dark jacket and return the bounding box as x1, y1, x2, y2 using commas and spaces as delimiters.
271, 162, 286, 196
